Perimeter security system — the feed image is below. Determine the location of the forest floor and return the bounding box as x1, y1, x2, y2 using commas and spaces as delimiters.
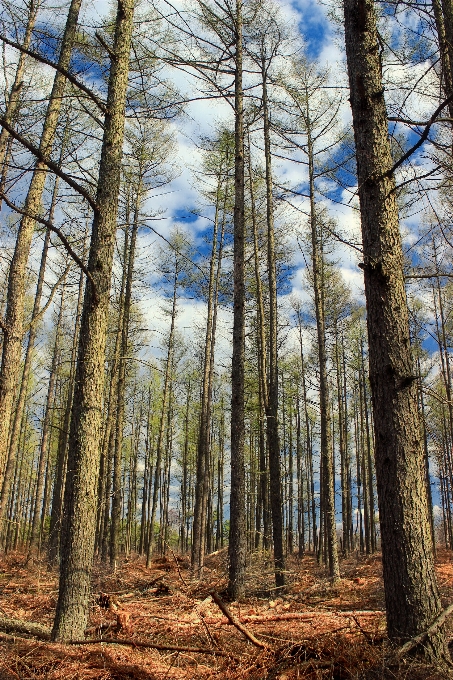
0, 548, 452, 679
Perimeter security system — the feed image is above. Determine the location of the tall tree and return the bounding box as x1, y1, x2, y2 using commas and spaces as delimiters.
0, 0, 82, 502
228, 0, 247, 601
52, 0, 135, 641
343, 0, 448, 660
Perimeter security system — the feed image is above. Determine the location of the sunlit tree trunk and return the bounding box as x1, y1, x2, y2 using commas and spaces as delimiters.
52, 0, 134, 641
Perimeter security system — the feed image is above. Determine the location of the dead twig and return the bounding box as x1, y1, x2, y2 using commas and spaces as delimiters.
164, 542, 189, 590
351, 615, 375, 644
69, 636, 237, 658
393, 602, 453, 662
210, 591, 268, 649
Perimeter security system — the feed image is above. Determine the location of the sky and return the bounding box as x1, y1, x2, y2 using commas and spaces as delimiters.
1, 0, 448, 523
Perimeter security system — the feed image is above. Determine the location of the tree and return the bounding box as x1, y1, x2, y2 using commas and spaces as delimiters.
343, 0, 448, 660
52, 0, 135, 641
0, 0, 83, 524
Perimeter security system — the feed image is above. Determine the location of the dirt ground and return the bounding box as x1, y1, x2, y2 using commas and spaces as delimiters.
0, 548, 452, 679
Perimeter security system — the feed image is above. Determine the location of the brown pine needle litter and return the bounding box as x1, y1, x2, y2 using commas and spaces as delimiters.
0, 550, 452, 679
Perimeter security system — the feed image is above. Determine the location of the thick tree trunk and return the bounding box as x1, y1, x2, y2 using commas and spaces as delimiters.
228, 0, 246, 601
343, 0, 448, 659
52, 0, 134, 642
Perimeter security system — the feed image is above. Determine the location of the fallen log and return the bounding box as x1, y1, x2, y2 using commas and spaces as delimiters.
199, 609, 384, 626
0, 615, 51, 640
210, 591, 268, 648
69, 637, 237, 658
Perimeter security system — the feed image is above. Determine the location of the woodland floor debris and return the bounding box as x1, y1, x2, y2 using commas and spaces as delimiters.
0, 550, 451, 679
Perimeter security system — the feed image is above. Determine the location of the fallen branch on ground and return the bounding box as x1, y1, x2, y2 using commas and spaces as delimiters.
200, 610, 384, 626
69, 637, 237, 658
210, 591, 268, 649
393, 602, 453, 662
0, 616, 50, 640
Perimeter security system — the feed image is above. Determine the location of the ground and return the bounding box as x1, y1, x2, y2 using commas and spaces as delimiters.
0, 548, 452, 679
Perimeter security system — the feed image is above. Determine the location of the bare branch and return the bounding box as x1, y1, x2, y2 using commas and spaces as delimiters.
393, 603, 453, 661
384, 93, 453, 177
405, 272, 453, 280
0, 118, 99, 212
0, 191, 98, 302
27, 264, 72, 328
0, 34, 107, 114
69, 637, 234, 657
95, 31, 117, 61
210, 591, 268, 649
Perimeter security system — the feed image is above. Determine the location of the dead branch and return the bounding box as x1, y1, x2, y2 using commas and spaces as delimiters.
69, 637, 236, 658
0, 121, 98, 212
0, 615, 51, 640
200, 610, 384, 626
210, 591, 268, 649
27, 264, 71, 329
165, 542, 189, 590
393, 602, 453, 662
0, 191, 98, 303
0, 34, 107, 113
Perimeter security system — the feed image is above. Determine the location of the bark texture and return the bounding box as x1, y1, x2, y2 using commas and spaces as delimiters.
228, 0, 246, 600
343, 0, 448, 659
52, 0, 134, 641
0, 0, 82, 494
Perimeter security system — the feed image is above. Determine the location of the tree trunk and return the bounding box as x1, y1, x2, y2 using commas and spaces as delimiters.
0, 0, 40, 176
262, 58, 285, 589
306, 111, 340, 581
227, 0, 246, 601
0, 0, 82, 490
52, 0, 134, 642
0, 121, 69, 539
28, 272, 67, 557
343, 0, 448, 658
47, 237, 86, 565
110, 183, 141, 567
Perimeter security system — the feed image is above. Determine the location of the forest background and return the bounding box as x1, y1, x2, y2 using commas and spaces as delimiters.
0, 0, 453, 670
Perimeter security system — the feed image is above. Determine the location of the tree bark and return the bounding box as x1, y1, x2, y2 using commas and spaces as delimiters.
261, 57, 285, 589
52, 0, 134, 642
228, 0, 246, 601
306, 109, 340, 581
343, 0, 448, 659
0, 0, 82, 492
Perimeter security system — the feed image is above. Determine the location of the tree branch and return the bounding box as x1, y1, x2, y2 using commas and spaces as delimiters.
388, 116, 453, 125
405, 272, 453, 280
210, 591, 268, 649
384, 93, 453, 177
0, 34, 107, 114
393, 603, 453, 661
27, 264, 72, 329
95, 31, 117, 61
0, 119, 99, 212
0, 191, 98, 302
69, 637, 234, 657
